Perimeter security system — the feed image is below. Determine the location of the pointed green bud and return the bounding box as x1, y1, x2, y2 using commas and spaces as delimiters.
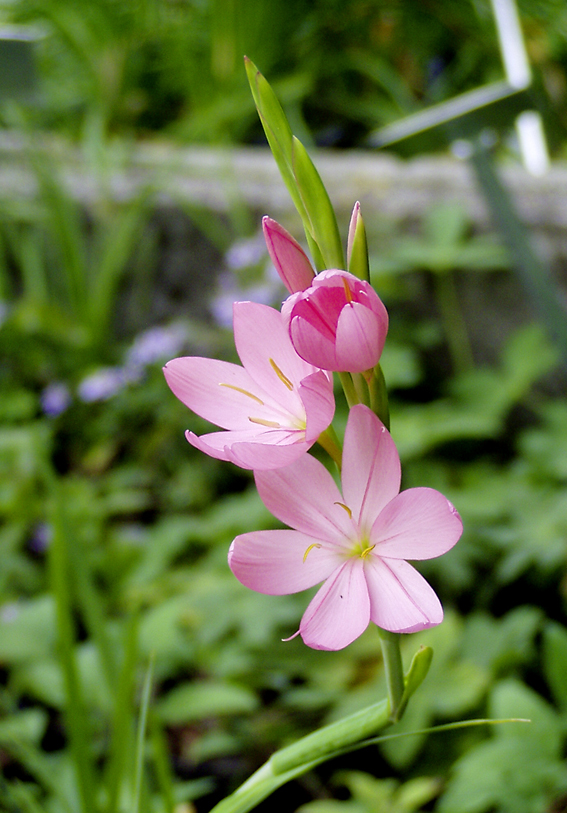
347, 201, 370, 282
396, 645, 433, 720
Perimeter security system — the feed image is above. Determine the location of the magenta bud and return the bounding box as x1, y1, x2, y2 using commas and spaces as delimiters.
262, 216, 315, 293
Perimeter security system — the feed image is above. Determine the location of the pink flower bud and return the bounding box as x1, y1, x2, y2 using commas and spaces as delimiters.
262, 216, 315, 293
282, 269, 388, 373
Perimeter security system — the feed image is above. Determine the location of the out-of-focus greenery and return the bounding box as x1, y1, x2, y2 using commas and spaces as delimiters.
3, 0, 567, 149
2, 199, 567, 812
1, 2, 567, 812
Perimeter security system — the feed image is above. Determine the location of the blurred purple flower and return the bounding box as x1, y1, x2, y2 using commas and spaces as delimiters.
41, 382, 72, 417
125, 323, 188, 370
29, 522, 52, 553
78, 367, 126, 402
225, 232, 267, 270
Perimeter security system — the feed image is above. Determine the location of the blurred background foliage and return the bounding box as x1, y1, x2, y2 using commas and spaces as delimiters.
1, 1, 567, 813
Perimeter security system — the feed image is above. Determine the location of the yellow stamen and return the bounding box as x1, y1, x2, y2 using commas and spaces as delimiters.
303, 543, 322, 563
220, 383, 264, 405
270, 358, 293, 390
248, 416, 281, 428
361, 545, 375, 559
334, 501, 352, 518
342, 276, 354, 304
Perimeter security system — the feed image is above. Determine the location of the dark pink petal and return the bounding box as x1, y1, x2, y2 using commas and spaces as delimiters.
365, 556, 443, 633
233, 302, 318, 413
229, 530, 340, 594
299, 371, 335, 443
255, 453, 355, 544
299, 559, 370, 650
335, 302, 387, 373
342, 406, 401, 531
371, 487, 463, 560
289, 312, 338, 370
164, 357, 268, 430
262, 217, 315, 293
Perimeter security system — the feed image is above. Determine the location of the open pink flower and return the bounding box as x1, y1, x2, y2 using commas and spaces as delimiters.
229, 405, 462, 650
163, 301, 334, 470
262, 216, 315, 293
281, 270, 389, 373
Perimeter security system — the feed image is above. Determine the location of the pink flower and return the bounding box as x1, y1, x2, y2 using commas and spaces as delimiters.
163, 302, 335, 470
282, 270, 389, 373
262, 216, 315, 293
229, 405, 462, 650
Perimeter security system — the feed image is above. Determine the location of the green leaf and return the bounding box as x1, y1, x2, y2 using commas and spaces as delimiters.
157, 681, 259, 724
543, 622, 567, 713
291, 137, 344, 270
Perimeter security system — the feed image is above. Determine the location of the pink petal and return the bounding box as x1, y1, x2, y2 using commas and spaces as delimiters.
364, 556, 443, 633
299, 559, 370, 650
371, 487, 463, 560
233, 302, 318, 412
227, 438, 313, 470
262, 217, 315, 293
299, 371, 335, 443
335, 302, 386, 373
289, 312, 339, 370
229, 530, 340, 594
164, 357, 269, 429
186, 430, 313, 470
255, 453, 355, 544
341, 405, 401, 531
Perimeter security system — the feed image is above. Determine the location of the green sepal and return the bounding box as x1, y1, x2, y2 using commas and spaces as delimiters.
291, 136, 345, 270
348, 208, 370, 282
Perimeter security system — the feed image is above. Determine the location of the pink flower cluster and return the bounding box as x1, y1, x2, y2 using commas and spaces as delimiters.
164, 211, 462, 651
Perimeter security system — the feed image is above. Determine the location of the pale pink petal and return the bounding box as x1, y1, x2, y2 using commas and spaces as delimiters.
335, 302, 386, 373
186, 429, 312, 470
164, 356, 269, 429
365, 556, 443, 633
299, 559, 370, 650
233, 302, 317, 412
371, 488, 463, 560
229, 530, 341, 594
289, 312, 338, 370
299, 371, 335, 443
227, 438, 313, 470
255, 453, 355, 543
341, 406, 401, 531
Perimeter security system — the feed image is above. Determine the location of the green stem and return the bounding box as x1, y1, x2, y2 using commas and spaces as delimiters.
366, 365, 390, 429
434, 271, 474, 375
377, 628, 405, 722
317, 425, 342, 470
338, 371, 360, 407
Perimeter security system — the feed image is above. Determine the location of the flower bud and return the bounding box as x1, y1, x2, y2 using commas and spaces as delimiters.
262, 216, 315, 293
282, 269, 388, 373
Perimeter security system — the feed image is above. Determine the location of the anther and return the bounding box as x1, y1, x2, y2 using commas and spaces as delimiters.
220, 383, 264, 404
269, 359, 294, 390
248, 417, 281, 428
334, 502, 352, 518
303, 543, 322, 563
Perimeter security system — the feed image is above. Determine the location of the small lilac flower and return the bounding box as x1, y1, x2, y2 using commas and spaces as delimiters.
78, 367, 126, 402
225, 232, 267, 270
163, 301, 335, 470
282, 269, 389, 374
262, 216, 315, 293
125, 324, 188, 370
41, 382, 71, 417
229, 405, 462, 650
